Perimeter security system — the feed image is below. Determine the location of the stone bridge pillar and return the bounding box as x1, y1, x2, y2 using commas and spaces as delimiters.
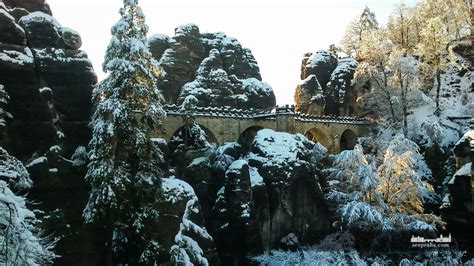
275, 105, 297, 134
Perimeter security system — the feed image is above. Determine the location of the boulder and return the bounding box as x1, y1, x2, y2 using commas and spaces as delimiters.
248, 130, 329, 247
0, 8, 26, 45
61, 27, 81, 50
177, 48, 275, 110
33, 48, 95, 121
7, 7, 29, 22
0, 4, 95, 157
183, 156, 214, 218
25, 145, 94, 266
325, 57, 358, 115
177, 48, 234, 107
0, 43, 55, 157
19, 11, 62, 48
454, 129, 474, 168
148, 34, 169, 60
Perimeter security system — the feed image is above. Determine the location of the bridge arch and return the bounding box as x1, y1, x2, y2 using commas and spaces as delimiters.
305, 128, 331, 150
169, 123, 219, 147
238, 126, 264, 151
340, 129, 357, 151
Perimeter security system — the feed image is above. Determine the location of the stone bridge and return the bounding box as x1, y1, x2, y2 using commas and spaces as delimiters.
152, 105, 376, 153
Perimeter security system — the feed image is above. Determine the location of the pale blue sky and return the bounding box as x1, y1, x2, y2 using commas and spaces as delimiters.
47, 0, 419, 104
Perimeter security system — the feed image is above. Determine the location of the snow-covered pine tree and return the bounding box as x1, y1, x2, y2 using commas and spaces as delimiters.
83, 0, 165, 264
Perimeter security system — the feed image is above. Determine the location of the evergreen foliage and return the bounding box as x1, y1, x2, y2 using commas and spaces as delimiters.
83, 0, 165, 263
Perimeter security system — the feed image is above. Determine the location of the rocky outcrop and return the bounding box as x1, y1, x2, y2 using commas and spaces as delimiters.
150, 23, 276, 110
1, 0, 51, 15
441, 124, 474, 255
160, 178, 220, 265
0, 3, 96, 158
208, 129, 330, 264
294, 50, 359, 116
25, 145, 94, 265
0, 2, 96, 265
167, 127, 330, 263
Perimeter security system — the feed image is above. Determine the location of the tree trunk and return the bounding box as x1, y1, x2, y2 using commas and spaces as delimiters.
389, 96, 396, 123
384, 72, 396, 123
400, 72, 408, 136
105, 211, 114, 266
435, 69, 441, 115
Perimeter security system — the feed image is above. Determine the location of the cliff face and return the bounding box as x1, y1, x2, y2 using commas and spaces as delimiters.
294, 50, 359, 116
149, 24, 276, 110
0, 1, 96, 159
0, 1, 97, 264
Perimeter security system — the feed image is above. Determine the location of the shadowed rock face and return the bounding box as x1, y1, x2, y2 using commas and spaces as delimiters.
1, 0, 51, 15
149, 23, 276, 110
0, 2, 97, 265
294, 50, 359, 116
204, 130, 329, 264
0, 3, 96, 158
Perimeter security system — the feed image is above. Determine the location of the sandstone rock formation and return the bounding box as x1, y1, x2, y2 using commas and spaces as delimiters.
160, 178, 220, 265
294, 50, 359, 116
2, 0, 51, 16
0, 2, 96, 159
0, 2, 96, 264
149, 23, 276, 110
207, 129, 330, 263
441, 123, 474, 254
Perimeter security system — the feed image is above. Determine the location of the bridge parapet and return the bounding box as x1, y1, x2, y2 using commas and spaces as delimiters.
162, 104, 373, 125
157, 104, 376, 152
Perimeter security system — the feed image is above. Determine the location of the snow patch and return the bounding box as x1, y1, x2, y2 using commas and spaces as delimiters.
26, 157, 47, 168
0, 48, 34, 66
162, 177, 197, 204
19, 11, 61, 28
249, 166, 264, 187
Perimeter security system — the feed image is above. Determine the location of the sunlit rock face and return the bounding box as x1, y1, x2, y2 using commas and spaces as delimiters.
149, 23, 276, 110
0, 3, 96, 157
294, 50, 359, 116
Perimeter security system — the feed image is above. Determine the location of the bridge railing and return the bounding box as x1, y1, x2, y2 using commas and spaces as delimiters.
162, 104, 374, 125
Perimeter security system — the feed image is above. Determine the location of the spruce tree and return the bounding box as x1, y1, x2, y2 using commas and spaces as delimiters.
83, 0, 165, 264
